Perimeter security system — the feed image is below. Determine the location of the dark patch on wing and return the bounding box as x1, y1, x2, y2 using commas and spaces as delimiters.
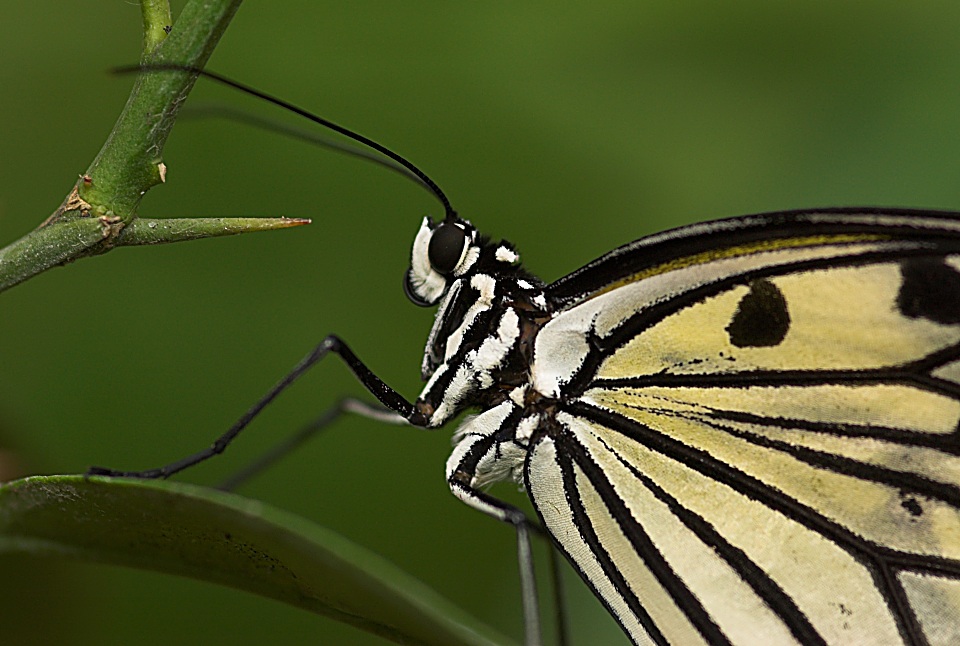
901, 497, 923, 518
726, 279, 791, 348
897, 257, 960, 325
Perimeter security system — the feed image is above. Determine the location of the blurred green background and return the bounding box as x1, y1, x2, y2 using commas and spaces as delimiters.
3, 1, 960, 644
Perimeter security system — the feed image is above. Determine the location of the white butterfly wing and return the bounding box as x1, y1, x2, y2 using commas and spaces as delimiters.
525, 212, 960, 645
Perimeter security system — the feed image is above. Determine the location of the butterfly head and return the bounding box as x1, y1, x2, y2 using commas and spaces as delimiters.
404, 216, 485, 306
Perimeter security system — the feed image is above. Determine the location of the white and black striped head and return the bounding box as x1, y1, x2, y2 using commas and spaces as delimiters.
403, 215, 521, 307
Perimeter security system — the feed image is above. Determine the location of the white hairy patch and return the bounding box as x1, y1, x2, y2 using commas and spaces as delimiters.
409, 217, 447, 304
454, 244, 481, 276
515, 414, 540, 442
447, 401, 527, 489
495, 246, 519, 264
470, 273, 498, 302
430, 362, 473, 425
443, 273, 499, 363
475, 308, 520, 371
473, 440, 527, 487
420, 362, 449, 404
450, 400, 513, 447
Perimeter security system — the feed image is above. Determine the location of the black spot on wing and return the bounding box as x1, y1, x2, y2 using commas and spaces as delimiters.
726, 279, 790, 348
901, 496, 924, 518
897, 257, 960, 325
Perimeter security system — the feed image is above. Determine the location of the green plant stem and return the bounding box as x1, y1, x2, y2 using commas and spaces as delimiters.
0, 0, 256, 294
141, 0, 173, 53
0, 219, 112, 292
82, 0, 242, 218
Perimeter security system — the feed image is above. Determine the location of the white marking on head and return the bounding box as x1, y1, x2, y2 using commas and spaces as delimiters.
409, 217, 448, 304
455, 244, 480, 276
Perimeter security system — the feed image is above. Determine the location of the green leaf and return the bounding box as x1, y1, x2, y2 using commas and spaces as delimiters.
0, 475, 514, 646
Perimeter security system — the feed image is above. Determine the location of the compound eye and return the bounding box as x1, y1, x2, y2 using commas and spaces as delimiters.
427, 221, 468, 275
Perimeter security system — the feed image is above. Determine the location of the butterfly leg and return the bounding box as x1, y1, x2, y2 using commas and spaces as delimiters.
448, 472, 543, 646
87, 335, 421, 479
446, 410, 544, 646
217, 398, 404, 491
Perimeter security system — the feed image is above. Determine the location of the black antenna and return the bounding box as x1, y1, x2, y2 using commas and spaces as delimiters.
114, 64, 457, 221
182, 104, 431, 192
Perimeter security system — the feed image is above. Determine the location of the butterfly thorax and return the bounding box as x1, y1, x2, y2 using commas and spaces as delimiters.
404, 216, 552, 434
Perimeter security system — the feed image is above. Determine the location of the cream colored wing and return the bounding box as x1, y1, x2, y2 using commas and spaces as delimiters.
527, 252, 960, 645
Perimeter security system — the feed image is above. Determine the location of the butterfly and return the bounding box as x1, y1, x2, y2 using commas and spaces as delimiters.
92, 69, 960, 645
406, 206, 960, 645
